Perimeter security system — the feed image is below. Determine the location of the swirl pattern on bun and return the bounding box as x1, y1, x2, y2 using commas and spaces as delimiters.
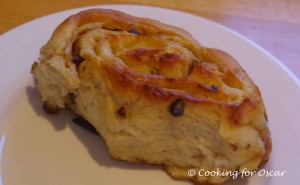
31, 9, 271, 184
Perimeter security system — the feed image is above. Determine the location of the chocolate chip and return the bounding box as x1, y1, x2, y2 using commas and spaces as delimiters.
117, 106, 127, 119
43, 102, 60, 114
169, 99, 185, 117
128, 28, 141, 35
211, 85, 218, 91
68, 92, 76, 104
72, 117, 99, 135
73, 54, 84, 67
246, 144, 251, 149
150, 67, 159, 75
187, 62, 195, 76
112, 28, 122, 32
230, 143, 238, 151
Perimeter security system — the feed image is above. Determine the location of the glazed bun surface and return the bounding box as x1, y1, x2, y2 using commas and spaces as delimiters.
31, 9, 271, 184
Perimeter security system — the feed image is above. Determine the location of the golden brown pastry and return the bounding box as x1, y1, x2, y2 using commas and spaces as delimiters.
31, 9, 271, 184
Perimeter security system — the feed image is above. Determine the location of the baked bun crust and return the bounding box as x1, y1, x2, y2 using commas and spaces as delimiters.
31, 9, 271, 184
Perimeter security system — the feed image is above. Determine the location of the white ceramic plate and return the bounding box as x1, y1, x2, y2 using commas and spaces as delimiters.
0, 4, 300, 185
